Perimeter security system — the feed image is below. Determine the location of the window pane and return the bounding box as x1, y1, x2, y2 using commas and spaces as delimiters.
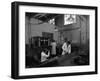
64, 14, 76, 25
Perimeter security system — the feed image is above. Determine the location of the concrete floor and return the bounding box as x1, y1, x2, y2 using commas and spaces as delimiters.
57, 52, 78, 66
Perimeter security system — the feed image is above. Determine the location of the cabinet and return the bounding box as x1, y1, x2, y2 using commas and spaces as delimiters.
31, 36, 50, 48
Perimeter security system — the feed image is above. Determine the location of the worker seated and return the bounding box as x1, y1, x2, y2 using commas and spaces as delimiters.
41, 48, 50, 62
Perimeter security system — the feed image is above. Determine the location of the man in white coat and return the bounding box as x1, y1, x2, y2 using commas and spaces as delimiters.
67, 41, 71, 54
51, 40, 57, 56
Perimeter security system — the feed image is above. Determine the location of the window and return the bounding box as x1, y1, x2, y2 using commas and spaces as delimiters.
64, 14, 76, 25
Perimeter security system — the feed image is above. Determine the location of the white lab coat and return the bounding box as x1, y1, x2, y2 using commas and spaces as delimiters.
62, 42, 71, 55
51, 42, 57, 55
41, 51, 50, 62
62, 42, 68, 55
67, 44, 71, 54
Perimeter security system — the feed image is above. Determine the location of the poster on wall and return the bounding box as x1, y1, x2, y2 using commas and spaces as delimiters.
11, 1, 98, 79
